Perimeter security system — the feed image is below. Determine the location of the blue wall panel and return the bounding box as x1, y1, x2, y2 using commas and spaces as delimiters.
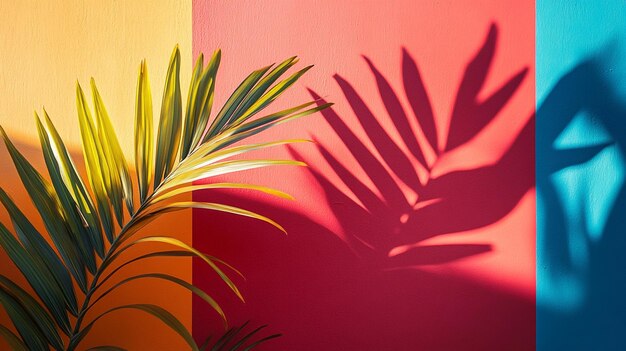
537, 1, 626, 349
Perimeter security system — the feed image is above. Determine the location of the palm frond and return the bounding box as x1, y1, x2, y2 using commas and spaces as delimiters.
0, 45, 329, 350
200, 322, 281, 351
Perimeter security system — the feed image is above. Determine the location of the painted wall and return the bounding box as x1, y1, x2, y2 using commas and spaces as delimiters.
192, 1, 535, 350
536, 1, 626, 349
0, 1, 192, 349
7, 1, 624, 350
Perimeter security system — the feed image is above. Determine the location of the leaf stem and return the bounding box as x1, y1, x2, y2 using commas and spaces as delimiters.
66, 194, 155, 350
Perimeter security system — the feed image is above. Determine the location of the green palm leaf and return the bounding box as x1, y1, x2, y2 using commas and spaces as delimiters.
0, 127, 89, 292
39, 110, 105, 258
0, 188, 78, 316
76, 83, 117, 239
186, 50, 221, 157
90, 79, 135, 214
0, 284, 50, 351
205, 65, 272, 140
180, 52, 205, 158
36, 114, 100, 272
88, 273, 226, 328
73, 304, 198, 351
200, 322, 281, 351
0, 223, 72, 336
135, 59, 154, 203
154, 46, 183, 187
0, 275, 64, 350
0, 324, 28, 351
0, 45, 329, 350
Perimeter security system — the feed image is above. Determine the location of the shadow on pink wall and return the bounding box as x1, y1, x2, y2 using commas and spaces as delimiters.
193, 24, 534, 350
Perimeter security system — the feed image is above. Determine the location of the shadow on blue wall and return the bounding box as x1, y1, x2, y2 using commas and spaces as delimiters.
537, 56, 626, 350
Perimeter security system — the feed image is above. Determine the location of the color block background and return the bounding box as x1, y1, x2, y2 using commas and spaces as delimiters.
1, 1, 625, 350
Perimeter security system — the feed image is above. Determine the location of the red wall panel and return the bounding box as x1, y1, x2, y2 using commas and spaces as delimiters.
192, 1, 535, 349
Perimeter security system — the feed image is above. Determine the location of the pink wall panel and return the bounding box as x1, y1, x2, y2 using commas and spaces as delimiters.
192, 1, 535, 349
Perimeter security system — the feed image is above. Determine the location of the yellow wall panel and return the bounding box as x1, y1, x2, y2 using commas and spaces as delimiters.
0, 0, 191, 150
0, 1, 192, 349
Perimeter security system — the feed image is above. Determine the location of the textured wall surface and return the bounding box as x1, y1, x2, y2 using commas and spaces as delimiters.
193, 1, 535, 350
7, 1, 624, 350
536, 1, 626, 349
0, 1, 192, 349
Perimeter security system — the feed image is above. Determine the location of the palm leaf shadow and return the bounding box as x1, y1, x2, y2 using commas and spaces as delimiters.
293, 23, 532, 268
446, 23, 528, 151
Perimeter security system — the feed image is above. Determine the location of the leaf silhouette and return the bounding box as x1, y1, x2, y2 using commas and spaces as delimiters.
302, 23, 531, 267
402, 47, 438, 156
446, 23, 528, 151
